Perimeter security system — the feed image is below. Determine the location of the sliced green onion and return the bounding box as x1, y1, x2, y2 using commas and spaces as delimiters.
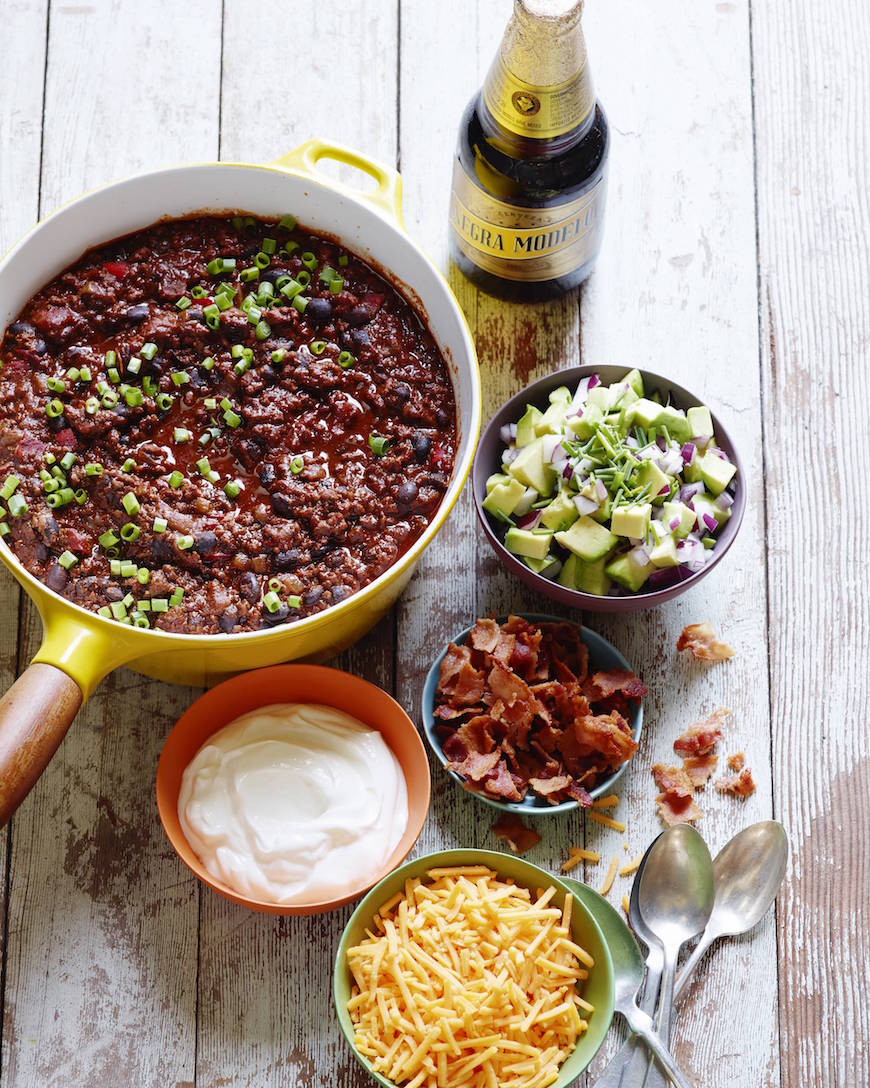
301, 251, 317, 270
368, 434, 390, 456
97, 605, 112, 619
121, 491, 140, 516
43, 479, 59, 494
176, 296, 192, 311
47, 376, 66, 393
328, 276, 343, 294
107, 367, 120, 384
127, 356, 142, 375
256, 282, 274, 303
223, 408, 242, 428
196, 457, 212, 478
254, 252, 271, 270
109, 558, 122, 575
51, 465, 66, 482
203, 304, 221, 330
43, 452, 56, 465
190, 285, 207, 299
85, 462, 104, 477
309, 340, 326, 356
174, 427, 192, 443
337, 351, 355, 369
246, 305, 262, 325
215, 292, 233, 312
261, 237, 277, 255
63, 453, 78, 472
176, 534, 194, 551
171, 371, 190, 387
110, 601, 127, 620
156, 393, 173, 412
79, 365, 92, 382
233, 359, 251, 377
85, 397, 100, 415
204, 397, 218, 410
7, 493, 26, 517
99, 530, 120, 549
296, 270, 311, 287
287, 594, 302, 609
132, 613, 150, 628
121, 458, 136, 472
101, 390, 118, 409
140, 342, 158, 361
201, 356, 215, 371
136, 567, 150, 585
153, 516, 168, 533
0, 476, 18, 500
142, 375, 158, 397
268, 577, 282, 592
283, 239, 300, 257
151, 598, 169, 612
120, 560, 137, 578
137, 598, 151, 611
278, 214, 296, 231
338, 254, 349, 267
224, 478, 242, 499
263, 590, 282, 613
125, 387, 143, 407
292, 295, 309, 313
46, 399, 64, 418
104, 349, 117, 368
240, 266, 260, 283
66, 367, 81, 382
230, 344, 246, 359
255, 320, 271, 341
271, 348, 287, 363
289, 454, 304, 474
120, 522, 140, 542
169, 587, 184, 607
73, 489, 87, 505
207, 257, 236, 275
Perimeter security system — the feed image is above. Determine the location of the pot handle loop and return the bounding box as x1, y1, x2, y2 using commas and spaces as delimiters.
271, 138, 405, 229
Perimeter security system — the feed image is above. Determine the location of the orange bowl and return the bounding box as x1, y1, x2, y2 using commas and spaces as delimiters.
155, 663, 431, 915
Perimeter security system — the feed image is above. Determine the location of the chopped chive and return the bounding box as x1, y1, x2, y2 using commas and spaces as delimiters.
337, 351, 355, 369
289, 454, 304, 474
278, 214, 296, 231
368, 434, 390, 456
176, 296, 192, 311
58, 550, 78, 570
121, 491, 140, 516
99, 529, 119, 549
120, 522, 140, 542
224, 478, 242, 499
263, 590, 282, 613
176, 534, 194, 551
169, 587, 184, 606
46, 399, 64, 418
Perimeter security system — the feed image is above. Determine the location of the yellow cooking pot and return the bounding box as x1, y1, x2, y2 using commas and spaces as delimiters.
0, 139, 481, 824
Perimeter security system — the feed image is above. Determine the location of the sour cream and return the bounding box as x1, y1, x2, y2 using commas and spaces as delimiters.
178, 703, 408, 905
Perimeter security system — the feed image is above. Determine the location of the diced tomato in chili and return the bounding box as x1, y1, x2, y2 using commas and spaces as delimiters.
102, 261, 129, 279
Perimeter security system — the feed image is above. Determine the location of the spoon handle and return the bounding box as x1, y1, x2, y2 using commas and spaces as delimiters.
673, 933, 713, 1003
589, 949, 664, 1087
622, 1006, 694, 1088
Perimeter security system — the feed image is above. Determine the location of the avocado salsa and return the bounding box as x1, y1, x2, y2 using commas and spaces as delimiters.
484, 369, 738, 595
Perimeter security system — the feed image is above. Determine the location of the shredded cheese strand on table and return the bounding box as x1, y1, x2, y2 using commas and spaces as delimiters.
347, 867, 594, 1088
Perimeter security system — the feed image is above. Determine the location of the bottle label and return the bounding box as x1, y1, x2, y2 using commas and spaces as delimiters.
449, 159, 605, 282
482, 54, 594, 139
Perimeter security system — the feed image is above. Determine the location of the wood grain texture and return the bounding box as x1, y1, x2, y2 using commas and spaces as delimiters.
193, 5, 400, 1087
0, 4, 221, 1085
752, 0, 870, 1083
580, 1, 778, 1082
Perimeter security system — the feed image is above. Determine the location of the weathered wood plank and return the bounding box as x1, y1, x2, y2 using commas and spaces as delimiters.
0, 0, 48, 1077
752, 0, 870, 1083
1, 4, 222, 1086
193, 4, 400, 1086
580, 1, 776, 1082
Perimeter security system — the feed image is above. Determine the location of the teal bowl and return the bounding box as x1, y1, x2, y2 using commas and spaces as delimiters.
333, 848, 615, 1086
421, 615, 643, 815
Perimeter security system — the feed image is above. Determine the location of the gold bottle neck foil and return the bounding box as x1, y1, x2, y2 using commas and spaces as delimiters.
482, 0, 595, 141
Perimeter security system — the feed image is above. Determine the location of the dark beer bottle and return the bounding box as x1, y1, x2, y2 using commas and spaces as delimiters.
448, 0, 609, 302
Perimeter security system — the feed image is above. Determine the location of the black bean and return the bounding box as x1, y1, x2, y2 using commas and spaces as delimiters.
218, 607, 239, 633
331, 585, 351, 602
394, 382, 411, 403
9, 321, 34, 336
259, 267, 292, 285
237, 437, 264, 469
258, 364, 277, 386
257, 462, 276, 487
125, 303, 149, 322
44, 563, 68, 594
34, 340, 47, 356
344, 306, 371, 327
152, 536, 174, 563
104, 585, 123, 601
274, 548, 301, 571
185, 307, 203, 322
302, 585, 323, 607
411, 432, 432, 461
239, 571, 260, 603
305, 297, 333, 323
397, 480, 418, 507
47, 413, 66, 433
435, 407, 451, 428
272, 492, 293, 518
259, 603, 289, 628
194, 531, 217, 557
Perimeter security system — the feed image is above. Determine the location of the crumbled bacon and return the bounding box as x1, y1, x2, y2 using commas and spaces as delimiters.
681, 753, 719, 787
434, 616, 643, 805
715, 766, 756, 797
676, 621, 734, 662
727, 751, 745, 771
491, 814, 542, 855
652, 763, 702, 826
673, 708, 731, 756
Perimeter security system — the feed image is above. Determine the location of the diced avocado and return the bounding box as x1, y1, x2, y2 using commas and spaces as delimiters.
608, 380, 639, 411
539, 491, 580, 532
549, 386, 572, 406
504, 527, 554, 561
570, 401, 604, 439
635, 459, 672, 504
649, 534, 679, 568
577, 556, 612, 595
662, 500, 696, 538
592, 496, 613, 524
513, 486, 538, 517
626, 398, 664, 431
485, 472, 511, 494
655, 404, 692, 441
687, 404, 714, 438
482, 478, 527, 519
693, 495, 730, 530
558, 552, 581, 588
683, 453, 702, 483
508, 438, 557, 496
696, 450, 737, 496
624, 368, 645, 397
515, 405, 542, 448
555, 515, 618, 562
610, 502, 651, 539
523, 553, 561, 578
536, 401, 570, 436
605, 550, 655, 592
587, 385, 613, 412
626, 399, 690, 440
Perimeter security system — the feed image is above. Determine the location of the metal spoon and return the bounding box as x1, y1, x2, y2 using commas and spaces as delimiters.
637, 825, 714, 1063
562, 877, 694, 1088
590, 837, 665, 1088
673, 819, 788, 1001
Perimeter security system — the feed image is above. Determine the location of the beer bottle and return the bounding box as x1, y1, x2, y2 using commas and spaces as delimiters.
448, 0, 609, 302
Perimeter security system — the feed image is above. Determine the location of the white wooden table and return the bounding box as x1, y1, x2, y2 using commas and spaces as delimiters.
0, 2, 866, 1085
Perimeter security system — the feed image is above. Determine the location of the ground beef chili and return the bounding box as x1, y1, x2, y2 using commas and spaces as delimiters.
0, 214, 457, 633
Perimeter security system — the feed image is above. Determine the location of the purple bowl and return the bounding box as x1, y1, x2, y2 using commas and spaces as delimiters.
472, 365, 746, 613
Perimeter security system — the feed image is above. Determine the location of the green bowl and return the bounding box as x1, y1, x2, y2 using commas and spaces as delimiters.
333, 848, 615, 1086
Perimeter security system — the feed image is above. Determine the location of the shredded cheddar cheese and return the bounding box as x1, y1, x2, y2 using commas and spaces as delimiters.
599, 856, 620, 897
346, 867, 594, 1088
618, 855, 642, 878
559, 848, 601, 874
591, 794, 620, 809
587, 811, 626, 833
621, 895, 630, 916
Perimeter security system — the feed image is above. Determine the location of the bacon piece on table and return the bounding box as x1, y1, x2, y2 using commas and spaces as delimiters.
715, 766, 756, 797
673, 707, 731, 756
676, 621, 735, 662
491, 814, 541, 855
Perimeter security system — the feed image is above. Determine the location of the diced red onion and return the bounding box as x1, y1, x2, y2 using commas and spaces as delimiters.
516, 510, 541, 530
658, 484, 670, 496
541, 434, 561, 461
551, 445, 569, 473
691, 434, 711, 452
562, 462, 574, 480
571, 376, 592, 410
655, 435, 667, 451
502, 448, 519, 465
540, 559, 563, 581
679, 481, 705, 504
702, 513, 717, 532
715, 492, 734, 510
669, 516, 680, 531
574, 494, 599, 516
595, 479, 608, 501
676, 539, 706, 572
711, 447, 730, 462
588, 373, 600, 390
499, 422, 517, 444
648, 565, 688, 589
629, 543, 649, 563
681, 442, 695, 463
660, 449, 683, 475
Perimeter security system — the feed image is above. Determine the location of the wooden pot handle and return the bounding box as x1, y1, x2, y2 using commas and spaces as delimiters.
0, 663, 83, 827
